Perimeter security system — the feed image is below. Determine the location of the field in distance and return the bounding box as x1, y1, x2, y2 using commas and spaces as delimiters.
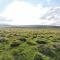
0, 28, 60, 60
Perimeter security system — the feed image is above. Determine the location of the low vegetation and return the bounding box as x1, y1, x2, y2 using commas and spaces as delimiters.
0, 28, 60, 60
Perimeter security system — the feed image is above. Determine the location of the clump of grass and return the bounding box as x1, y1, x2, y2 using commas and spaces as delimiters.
27, 41, 37, 45
10, 42, 20, 48
19, 37, 27, 42
0, 28, 60, 60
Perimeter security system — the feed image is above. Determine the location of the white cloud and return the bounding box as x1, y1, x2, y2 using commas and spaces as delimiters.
0, 0, 55, 25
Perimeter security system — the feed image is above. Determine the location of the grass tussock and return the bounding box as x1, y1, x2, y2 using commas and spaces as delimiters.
0, 28, 60, 60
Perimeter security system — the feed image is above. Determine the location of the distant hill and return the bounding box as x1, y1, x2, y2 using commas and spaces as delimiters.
0, 24, 60, 28
4, 25, 60, 28
0, 24, 12, 27
16, 25, 60, 28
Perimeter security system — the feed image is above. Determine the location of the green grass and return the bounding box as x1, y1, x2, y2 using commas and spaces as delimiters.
0, 28, 60, 60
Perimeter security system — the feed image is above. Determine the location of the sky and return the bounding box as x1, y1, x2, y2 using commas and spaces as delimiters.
0, 0, 60, 25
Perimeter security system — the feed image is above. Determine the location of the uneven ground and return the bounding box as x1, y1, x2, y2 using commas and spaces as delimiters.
0, 28, 60, 60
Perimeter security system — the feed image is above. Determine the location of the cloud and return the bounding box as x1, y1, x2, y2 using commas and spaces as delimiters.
40, 7, 60, 26
0, 0, 55, 25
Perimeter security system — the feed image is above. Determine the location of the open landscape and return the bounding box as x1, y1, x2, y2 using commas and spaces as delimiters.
0, 27, 60, 60
0, 0, 60, 60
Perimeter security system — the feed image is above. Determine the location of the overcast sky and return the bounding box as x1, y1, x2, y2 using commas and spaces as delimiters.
0, 0, 60, 25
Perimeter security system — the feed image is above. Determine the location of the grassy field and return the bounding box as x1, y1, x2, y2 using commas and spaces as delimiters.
0, 28, 60, 60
